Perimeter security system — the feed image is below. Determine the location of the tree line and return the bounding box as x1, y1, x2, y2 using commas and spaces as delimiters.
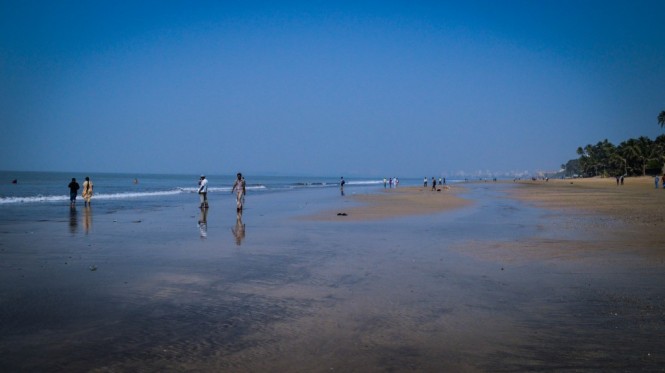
562, 111, 665, 178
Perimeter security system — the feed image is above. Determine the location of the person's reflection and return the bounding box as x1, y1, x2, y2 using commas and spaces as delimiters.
83, 206, 92, 234
232, 210, 245, 246
198, 207, 208, 239
69, 206, 78, 234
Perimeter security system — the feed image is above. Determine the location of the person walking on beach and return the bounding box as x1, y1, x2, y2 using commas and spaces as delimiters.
82, 176, 94, 207
198, 175, 209, 208
68, 178, 80, 207
431, 177, 436, 191
232, 173, 245, 212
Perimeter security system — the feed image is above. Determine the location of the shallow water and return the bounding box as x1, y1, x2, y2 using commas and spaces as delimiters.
1, 183, 664, 371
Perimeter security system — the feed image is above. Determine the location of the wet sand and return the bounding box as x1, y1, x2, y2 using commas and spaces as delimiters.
1, 182, 664, 371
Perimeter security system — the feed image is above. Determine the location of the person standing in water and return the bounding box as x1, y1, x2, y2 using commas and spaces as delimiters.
68, 178, 80, 207
198, 175, 209, 208
232, 173, 245, 212
82, 176, 94, 207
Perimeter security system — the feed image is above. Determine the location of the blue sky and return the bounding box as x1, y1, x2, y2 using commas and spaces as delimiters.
1, 1, 664, 177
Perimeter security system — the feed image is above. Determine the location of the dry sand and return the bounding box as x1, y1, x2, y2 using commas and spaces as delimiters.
509, 176, 665, 259
512, 176, 665, 226
307, 185, 472, 221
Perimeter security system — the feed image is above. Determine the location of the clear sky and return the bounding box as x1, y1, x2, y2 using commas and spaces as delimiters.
1, 1, 664, 178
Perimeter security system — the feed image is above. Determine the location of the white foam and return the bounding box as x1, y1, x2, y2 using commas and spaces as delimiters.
0, 190, 183, 204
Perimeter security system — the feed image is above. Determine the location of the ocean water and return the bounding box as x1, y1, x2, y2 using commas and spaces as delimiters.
0, 171, 399, 205
0, 172, 471, 205
0, 171, 431, 225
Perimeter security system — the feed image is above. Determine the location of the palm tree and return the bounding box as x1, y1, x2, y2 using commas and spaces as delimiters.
621, 137, 658, 176
659, 111, 665, 128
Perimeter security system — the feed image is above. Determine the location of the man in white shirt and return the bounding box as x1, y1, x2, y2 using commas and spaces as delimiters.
198, 175, 209, 208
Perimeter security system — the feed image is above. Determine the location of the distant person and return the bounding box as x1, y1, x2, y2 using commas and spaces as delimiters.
662, 174, 665, 189
68, 178, 80, 207
423, 177, 428, 187
431, 177, 436, 191
620, 175, 624, 185
616, 175, 620, 186
439, 177, 443, 186
11, 179, 17, 184
383, 178, 387, 188
395, 177, 399, 187
82, 176, 94, 207
198, 175, 209, 209
340, 177, 346, 195
133, 178, 139, 184
656, 175, 660, 189
232, 173, 245, 212
389, 178, 393, 188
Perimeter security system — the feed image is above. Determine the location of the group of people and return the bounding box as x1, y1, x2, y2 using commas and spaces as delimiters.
66, 173, 246, 212
382, 177, 399, 188
424, 177, 446, 190
197, 173, 246, 212
67, 177, 93, 207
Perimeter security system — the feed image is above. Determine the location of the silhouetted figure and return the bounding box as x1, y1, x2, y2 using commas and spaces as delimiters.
68, 178, 80, 207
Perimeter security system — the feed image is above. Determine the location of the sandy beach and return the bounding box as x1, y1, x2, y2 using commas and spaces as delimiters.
509, 176, 665, 260
307, 185, 472, 221
2, 179, 664, 371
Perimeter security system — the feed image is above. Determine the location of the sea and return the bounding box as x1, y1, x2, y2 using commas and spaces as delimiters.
0, 171, 468, 228
0, 171, 424, 205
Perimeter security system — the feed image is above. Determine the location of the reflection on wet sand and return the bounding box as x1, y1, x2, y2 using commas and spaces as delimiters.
4, 183, 665, 371
83, 206, 92, 234
232, 210, 245, 245
69, 206, 77, 234
198, 207, 208, 239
